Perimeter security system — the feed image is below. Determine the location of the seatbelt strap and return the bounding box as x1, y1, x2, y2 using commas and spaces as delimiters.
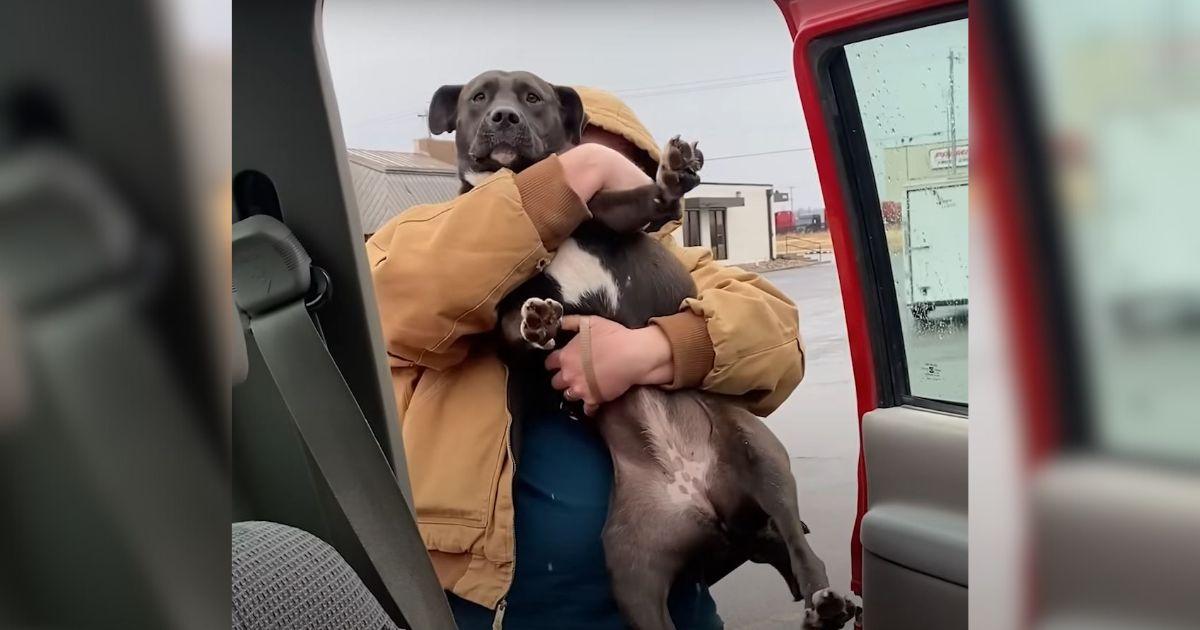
250, 299, 456, 630
234, 214, 454, 630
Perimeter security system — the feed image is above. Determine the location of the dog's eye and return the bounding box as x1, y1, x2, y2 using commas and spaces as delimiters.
471, 92, 486, 103
525, 93, 542, 104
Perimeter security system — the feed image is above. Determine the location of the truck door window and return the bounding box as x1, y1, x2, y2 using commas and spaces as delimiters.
843, 17, 969, 406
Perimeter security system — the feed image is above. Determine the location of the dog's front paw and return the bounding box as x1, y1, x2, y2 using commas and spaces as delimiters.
657, 135, 704, 202
802, 588, 861, 630
520, 298, 563, 350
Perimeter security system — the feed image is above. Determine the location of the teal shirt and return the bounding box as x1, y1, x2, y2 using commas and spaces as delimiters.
448, 389, 722, 630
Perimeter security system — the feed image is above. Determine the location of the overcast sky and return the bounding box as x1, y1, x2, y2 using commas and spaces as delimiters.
322, 0, 826, 208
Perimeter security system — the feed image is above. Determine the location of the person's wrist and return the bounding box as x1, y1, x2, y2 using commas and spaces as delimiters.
633, 326, 674, 386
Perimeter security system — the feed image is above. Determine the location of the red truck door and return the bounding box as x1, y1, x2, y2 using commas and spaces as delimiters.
776, 2, 969, 628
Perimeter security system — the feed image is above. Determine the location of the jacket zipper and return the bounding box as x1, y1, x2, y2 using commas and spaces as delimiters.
492, 598, 507, 630
496, 364, 516, 630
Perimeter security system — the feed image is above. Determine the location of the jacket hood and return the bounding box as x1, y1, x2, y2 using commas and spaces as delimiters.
573, 86, 680, 234
573, 86, 661, 165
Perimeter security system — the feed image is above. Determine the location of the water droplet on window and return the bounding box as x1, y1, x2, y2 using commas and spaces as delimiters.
547, 563, 554, 572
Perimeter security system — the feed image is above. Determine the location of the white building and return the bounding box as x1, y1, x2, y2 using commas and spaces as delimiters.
346, 142, 778, 267
673, 182, 775, 266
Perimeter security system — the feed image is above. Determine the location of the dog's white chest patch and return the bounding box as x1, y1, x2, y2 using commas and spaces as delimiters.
546, 238, 619, 309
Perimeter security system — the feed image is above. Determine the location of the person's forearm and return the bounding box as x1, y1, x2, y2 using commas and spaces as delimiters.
558, 143, 654, 204
557, 143, 606, 202
370, 162, 586, 369
633, 325, 675, 386
513, 155, 592, 249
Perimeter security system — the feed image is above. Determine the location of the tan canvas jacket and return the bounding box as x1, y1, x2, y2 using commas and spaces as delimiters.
366, 155, 805, 609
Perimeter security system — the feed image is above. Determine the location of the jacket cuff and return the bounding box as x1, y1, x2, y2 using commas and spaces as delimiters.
514, 155, 590, 249
650, 312, 716, 390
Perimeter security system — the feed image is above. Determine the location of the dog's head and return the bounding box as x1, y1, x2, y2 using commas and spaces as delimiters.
428, 70, 584, 188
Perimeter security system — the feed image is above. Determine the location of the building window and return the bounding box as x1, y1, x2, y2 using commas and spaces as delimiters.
710, 208, 728, 260
684, 209, 702, 247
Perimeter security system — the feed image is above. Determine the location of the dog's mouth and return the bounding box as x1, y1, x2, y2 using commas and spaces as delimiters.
468, 129, 545, 172
488, 145, 519, 167
470, 140, 531, 168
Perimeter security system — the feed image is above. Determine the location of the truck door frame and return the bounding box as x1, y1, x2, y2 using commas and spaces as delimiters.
777, 0, 968, 595
810, 1, 969, 414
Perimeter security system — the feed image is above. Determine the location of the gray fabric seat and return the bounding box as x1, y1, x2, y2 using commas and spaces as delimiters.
231, 521, 401, 630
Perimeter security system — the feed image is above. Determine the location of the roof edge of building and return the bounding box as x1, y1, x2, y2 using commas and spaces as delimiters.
348, 160, 458, 176
347, 149, 457, 174
693, 181, 775, 188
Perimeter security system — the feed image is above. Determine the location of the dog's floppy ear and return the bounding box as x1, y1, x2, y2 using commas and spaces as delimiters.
555, 86, 585, 145
428, 84, 463, 135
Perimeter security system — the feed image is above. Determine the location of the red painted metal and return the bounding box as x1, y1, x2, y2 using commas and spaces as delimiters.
970, 8, 1061, 468
972, 9, 1071, 624
775, 211, 795, 233
774, 0, 963, 596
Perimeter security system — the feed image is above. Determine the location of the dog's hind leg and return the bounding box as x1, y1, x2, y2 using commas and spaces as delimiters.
763, 486, 830, 604
602, 500, 679, 630
605, 550, 677, 630
601, 477, 701, 630
717, 409, 830, 603
733, 415, 861, 628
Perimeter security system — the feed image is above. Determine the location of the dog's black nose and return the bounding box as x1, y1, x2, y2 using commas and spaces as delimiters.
487, 107, 522, 128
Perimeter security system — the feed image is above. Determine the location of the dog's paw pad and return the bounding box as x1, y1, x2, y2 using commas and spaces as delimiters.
520, 298, 562, 350
657, 135, 703, 200
802, 589, 861, 629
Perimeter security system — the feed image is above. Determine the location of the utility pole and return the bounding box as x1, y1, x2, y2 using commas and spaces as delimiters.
947, 49, 962, 175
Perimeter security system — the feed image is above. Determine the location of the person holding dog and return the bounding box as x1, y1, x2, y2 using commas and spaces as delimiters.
368, 86, 806, 629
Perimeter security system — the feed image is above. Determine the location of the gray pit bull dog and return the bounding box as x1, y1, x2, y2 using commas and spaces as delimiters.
429, 70, 584, 189
428, 70, 861, 630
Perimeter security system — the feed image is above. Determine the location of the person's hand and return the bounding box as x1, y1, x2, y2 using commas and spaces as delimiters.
544, 315, 674, 416
557, 143, 653, 203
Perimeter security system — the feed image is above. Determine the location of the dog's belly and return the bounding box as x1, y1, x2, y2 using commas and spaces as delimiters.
600, 388, 720, 522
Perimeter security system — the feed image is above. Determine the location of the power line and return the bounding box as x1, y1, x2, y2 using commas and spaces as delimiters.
348, 70, 798, 128
617, 76, 791, 100
704, 147, 814, 161
611, 70, 790, 95
348, 109, 427, 129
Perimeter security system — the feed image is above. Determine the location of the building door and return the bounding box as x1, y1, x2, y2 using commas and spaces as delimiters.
684, 209, 702, 247
709, 208, 727, 260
